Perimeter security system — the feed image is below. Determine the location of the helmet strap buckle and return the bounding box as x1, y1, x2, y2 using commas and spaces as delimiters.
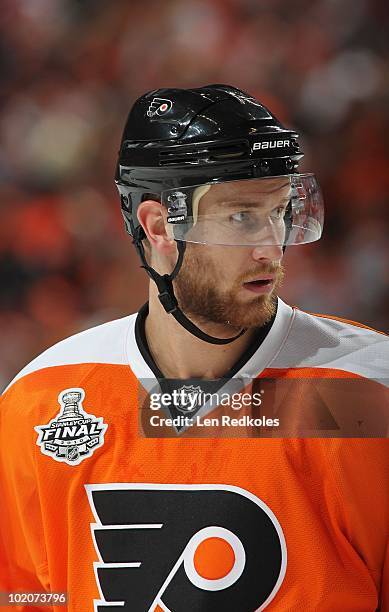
156, 275, 178, 314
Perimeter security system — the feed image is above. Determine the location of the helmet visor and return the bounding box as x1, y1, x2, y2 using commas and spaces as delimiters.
162, 174, 324, 246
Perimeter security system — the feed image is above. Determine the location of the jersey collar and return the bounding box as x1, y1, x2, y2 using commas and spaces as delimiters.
126, 297, 294, 382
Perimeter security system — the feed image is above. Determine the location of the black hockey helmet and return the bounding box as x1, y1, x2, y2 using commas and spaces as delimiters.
115, 85, 324, 344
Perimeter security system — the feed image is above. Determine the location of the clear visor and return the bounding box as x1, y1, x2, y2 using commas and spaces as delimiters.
161, 174, 324, 246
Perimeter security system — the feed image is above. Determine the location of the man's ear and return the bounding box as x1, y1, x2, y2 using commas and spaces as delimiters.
137, 200, 175, 254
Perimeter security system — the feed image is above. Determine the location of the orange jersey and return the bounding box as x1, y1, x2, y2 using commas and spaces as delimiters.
1, 299, 388, 611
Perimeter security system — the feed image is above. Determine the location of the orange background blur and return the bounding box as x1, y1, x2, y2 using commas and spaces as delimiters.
1, 0, 388, 389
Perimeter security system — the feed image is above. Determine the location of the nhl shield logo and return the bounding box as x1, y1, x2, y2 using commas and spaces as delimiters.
176, 385, 202, 414
35, 388, 108, 466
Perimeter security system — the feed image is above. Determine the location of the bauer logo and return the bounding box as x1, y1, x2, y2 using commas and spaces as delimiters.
252, 140, 290, 150
147, 97, 173, 117
167, 215, 185, 223
35, 388, 107, 466
86, 483, 287, 611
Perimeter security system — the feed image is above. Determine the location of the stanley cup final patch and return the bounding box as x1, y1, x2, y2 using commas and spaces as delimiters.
35, 388, 108, 466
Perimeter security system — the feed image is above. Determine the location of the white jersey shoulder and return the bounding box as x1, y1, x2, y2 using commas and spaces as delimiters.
3, 302, 388, 395
3, 314, 137, 394
271, 307, 389, 381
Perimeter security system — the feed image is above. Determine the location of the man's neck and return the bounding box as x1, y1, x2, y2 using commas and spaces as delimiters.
144, 290, 260, 380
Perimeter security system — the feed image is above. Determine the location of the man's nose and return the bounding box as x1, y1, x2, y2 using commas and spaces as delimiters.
251, 241, 283, 263
249, 218, 285, 263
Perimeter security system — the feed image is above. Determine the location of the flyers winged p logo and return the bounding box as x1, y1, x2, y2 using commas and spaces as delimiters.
147, 97, 173, 117
86, 483, 287, 611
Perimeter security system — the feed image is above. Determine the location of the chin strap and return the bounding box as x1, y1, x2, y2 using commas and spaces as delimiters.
132, 227, 246, 345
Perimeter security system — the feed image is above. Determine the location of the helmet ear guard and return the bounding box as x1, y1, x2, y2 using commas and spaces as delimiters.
116, 84, 324, 344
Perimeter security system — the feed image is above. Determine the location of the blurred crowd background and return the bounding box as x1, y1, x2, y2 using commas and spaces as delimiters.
1, 0, 388, 389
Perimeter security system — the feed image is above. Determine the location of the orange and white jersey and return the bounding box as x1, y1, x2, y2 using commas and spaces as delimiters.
0, 299, 388, 612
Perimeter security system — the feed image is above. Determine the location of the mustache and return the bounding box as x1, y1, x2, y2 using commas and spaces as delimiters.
238, 263, 284, 284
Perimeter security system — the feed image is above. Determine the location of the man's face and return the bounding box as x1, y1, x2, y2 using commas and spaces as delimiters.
173, 178, 289, 329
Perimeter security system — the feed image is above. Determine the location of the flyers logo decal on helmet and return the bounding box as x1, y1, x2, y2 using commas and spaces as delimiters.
147, 97, 173, 118
35, 388, 108, 466
86, 483, 287, 611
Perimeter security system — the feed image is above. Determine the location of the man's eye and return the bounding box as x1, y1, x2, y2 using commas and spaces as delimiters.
229, 212, 253, 224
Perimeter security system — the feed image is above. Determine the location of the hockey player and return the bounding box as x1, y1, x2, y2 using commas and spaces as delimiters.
1, 85, 388, 611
